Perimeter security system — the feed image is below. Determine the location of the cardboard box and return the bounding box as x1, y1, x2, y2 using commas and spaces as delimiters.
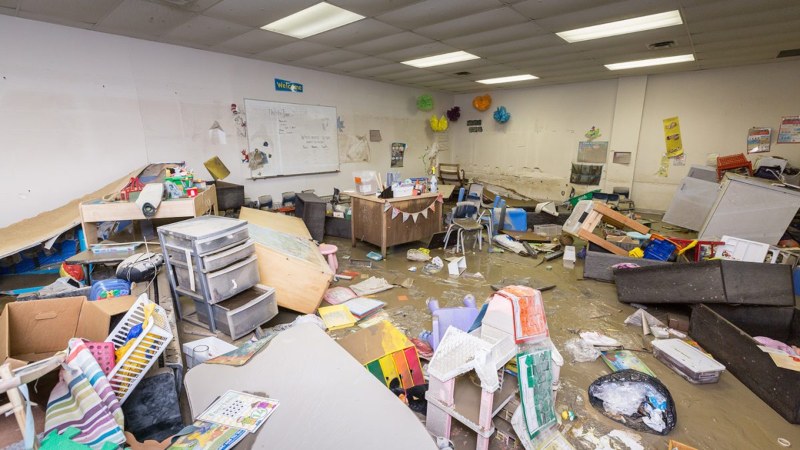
0, 295, 137, 366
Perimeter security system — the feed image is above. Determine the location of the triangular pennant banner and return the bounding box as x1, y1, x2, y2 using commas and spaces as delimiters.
392, 208, 401, 220
421, 209, 429, 219
383, 202, 392, 212
412, 213, 419, 223
402, 212, 410, 222
436, 194, 444, 203
429, 202, 436, 211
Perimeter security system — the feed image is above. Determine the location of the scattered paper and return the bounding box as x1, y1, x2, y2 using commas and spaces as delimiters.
350, 276, 394, 296
579, 331, 621, 349
318, 305, 357, 330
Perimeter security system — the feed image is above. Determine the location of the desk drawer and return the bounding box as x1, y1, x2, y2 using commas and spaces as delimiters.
174, 255, 259, 304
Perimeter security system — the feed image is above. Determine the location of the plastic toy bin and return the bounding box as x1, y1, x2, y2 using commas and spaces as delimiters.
105, 294, 173, 404
174, 255, 259, 304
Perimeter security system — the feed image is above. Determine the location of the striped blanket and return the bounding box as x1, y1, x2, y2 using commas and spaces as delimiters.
45, 339, 126, 449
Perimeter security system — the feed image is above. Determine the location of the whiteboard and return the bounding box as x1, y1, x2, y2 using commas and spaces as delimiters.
244, 99, 339, 178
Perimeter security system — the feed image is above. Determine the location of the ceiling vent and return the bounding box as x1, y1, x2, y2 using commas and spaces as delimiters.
647, 40, 677, 50
777, 48, 800, 58
454, 71, 472, 76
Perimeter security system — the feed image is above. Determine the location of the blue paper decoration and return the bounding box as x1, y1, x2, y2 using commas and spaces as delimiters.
493, 106, 511, 124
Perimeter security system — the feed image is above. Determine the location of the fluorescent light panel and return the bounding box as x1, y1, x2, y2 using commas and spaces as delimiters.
477, 74, 538, 85
261, 2, 364, 39
557, 10, 683, 43
401, 51, 479, 68
605, 54, 695, 70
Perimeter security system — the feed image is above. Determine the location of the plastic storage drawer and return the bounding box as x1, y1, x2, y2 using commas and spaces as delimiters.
174, 255, 259, 304
194, 285, 278, 340
167, 239, 254, 272
651, 339, 725, 384
159, 216, 249, 256
534, 224, 562, 238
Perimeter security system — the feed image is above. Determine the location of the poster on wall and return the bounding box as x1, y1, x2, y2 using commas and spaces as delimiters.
662, 116, 683, 157
338, 133, 370, 163
570, 163, 603, 185
577, 141, 609, 163
391, 142, 406, 167
747, 127, 772, 153
777, 116, 800, 143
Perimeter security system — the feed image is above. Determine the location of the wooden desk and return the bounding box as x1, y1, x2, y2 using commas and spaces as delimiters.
79, 185, 217, 245
350, 192, 443, 257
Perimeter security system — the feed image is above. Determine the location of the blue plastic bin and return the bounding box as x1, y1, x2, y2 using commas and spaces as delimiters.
643, 239, 676, 261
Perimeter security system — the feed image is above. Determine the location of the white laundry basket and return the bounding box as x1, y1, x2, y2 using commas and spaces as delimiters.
105, 293, 173, 403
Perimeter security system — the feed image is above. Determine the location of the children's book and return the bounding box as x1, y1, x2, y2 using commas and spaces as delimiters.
600, 350, 656, 377
197, 390, 279, 433
167, 421, 247, 450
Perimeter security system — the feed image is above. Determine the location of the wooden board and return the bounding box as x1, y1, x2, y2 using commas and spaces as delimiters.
243, 209, 332, 314
239, 207, 311, 239
500, 230, 551, 242
0, 168, 143, 259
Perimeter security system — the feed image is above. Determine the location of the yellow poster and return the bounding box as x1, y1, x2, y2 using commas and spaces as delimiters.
663, 116, 683, 157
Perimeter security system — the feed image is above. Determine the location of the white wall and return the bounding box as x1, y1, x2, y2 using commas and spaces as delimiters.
451, 59, 800, 211
633, 60, 800, 210
0, 15, 450, 228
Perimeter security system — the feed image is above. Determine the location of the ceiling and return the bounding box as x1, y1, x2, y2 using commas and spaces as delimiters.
2, 0, 800, 93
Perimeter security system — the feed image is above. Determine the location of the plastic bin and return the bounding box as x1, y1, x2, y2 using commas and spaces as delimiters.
105, 294, 173, 403
158, 216, 249, 256
652, 339, 725, 384
643, 238, 676, 261
174, 255, 259, 304
534, 224, 562, 238
167, 239, 254, 272
194, 285, 278, 340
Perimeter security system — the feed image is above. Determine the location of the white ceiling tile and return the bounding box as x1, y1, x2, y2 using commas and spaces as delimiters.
512, 0, 619, 20
326, 56, 394, 72
348, 62, 411, 76
489, 45, 576, 64
204, 0, 318, 28
304, 19, 403, 48
469, 34, 565, 57
18, 0, 119, 24
376, 0, 503, 29
327, 0, 425, 17
162, 15, 252, 47
212, 29, 296, 54
414, 6, 528, 41
691, 19, 800, 44
344, 31, 433, 55
682, 0, 793, 22
442, 21, 546, 49
154, 0, 223, 13
293, 49, 365, 67
255, 40, 333, 62
17, 10, 96, 29
687, 5, 800, 33
95, 0, 195, 38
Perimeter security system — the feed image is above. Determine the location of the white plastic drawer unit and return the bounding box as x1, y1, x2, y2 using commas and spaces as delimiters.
159, 216, 249, 256
174, 255, 259, 304
167, 239, 255, 272
195, 285, 278, 340
561, 200, 595, 237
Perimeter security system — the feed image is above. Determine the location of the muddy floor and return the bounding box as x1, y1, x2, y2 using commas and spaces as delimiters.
180, 226, 800, 450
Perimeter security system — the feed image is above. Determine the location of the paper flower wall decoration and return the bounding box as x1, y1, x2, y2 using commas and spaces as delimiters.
417, 94, 434, 111
472, 94, 492, 111
493, 106, 511, 124
430, 115, 448, 132
446, 106, 461, 122
585, 126, 601, 141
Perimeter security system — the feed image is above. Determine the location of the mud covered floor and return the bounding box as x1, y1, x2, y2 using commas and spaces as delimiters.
316, 232, 800, 450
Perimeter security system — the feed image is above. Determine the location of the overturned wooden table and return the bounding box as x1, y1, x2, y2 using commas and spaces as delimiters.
350, 192, 443, 257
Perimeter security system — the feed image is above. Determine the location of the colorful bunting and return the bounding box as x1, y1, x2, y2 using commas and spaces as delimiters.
402, 213, 410, 222
383, 202, 392, 212
421, 209, 429, 219
412, 213, 419, 223
392, 208, 400, 219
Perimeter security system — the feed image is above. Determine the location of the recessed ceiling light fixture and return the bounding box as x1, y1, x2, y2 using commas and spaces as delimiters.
605, 54, 695, 70
261, 2, 364, 39
556, 10, 683, 43
401, 51, 480, 68
476, 74, 538, 84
